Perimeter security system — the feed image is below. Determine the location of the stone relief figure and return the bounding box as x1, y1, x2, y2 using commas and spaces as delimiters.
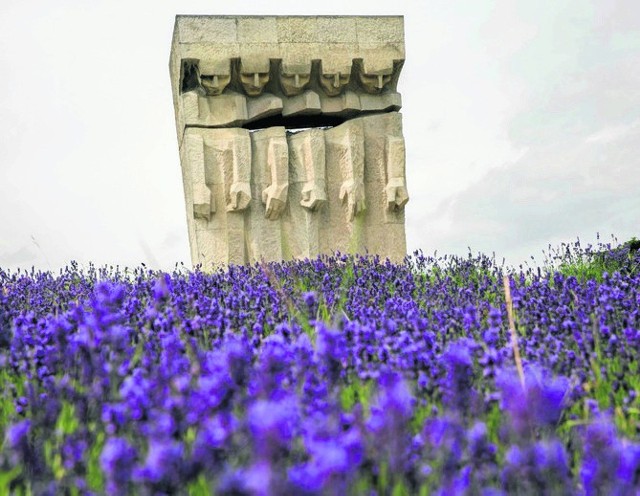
239, 60, 270, 97
180, 128, 251, 266
170, 16, 409, 266
356, 60, 394, 94
279, 62, 312, 97
178, 59, 248, 128
260, 130, 289, 220
325, 120, 366, 222
245, 127, 288, 262
318, 61, 351, 97
358, 71, 393, 94
184, 133, 212, 221
215, 131, 252, 213
289, 129, 327, 212
200, 74, 231, 96
200, 74, 231, 95
283, 128, 326, 259
384, 136, 410, 211
199, 59, 232, 96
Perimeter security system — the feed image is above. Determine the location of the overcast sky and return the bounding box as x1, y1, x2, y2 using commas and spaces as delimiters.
1, 0, 638, 271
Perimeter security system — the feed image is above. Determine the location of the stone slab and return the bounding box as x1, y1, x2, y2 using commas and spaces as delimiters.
171, 16, 409, 267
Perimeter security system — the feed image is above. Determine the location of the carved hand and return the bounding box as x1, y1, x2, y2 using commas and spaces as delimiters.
300, 181, 327, 211
227, 182, 251, 212
193, 184, 213, 220
261, 183, 288, 220
339, 179, 366, 221
385, 178, 409, 210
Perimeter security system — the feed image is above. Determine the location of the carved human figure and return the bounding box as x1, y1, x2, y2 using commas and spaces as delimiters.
281, 128, 326, 259
289, 129, 327, 211
280, 64, 311, 96
384, 136, 409, 210
180, 59, 232, 96
357, 61, 393, 94
326, 120, 366, 222
318, 62, 351, 97
209, 132, 252, 212
261, 134, 289, 220
180, 128, 251, 266
245, 127, 288, 263
180, 60, 249, 128
239, 61, 270, 97
171, 16, 409, 266
200, 73, 231, 96
184, 133, 213, 220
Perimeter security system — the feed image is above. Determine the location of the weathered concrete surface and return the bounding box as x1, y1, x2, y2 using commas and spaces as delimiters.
170, 16, 409, 267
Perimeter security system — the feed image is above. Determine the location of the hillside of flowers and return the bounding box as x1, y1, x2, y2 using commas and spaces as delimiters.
0, 239, 639, 495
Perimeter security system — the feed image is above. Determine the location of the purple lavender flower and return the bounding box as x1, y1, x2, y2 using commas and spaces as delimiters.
6, 419, 31, 450
2, 243, 639, 492
289, 432, 362, 494
288, 462, 325, 494
192, 413, 237, 474
302, 291, 319, 320
482, 306, 502, 346
292, 411, 364, 494
467, 422, 497, 466
502, 439, 572, 494
441, 340, 477, 415
100, 437, 136, 493
134, 438, 185, 489
152, 273, 172, 302
315, 323, 348, 385
119, 368, 152, 421
218, 462, 279, 496
618, 442, 640, 491
248, 395, 298, 458
422, 416, 465, 486
222, 334, 252, 388
496, 365, 570, 437
61, 434, 88, 471
580, 415, 640, 495
254, 334, 292, 395
367, 371, 414, 474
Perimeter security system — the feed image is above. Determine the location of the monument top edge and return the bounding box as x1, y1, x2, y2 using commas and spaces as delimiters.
174, 15, 404, 20
172, 15, 405, 46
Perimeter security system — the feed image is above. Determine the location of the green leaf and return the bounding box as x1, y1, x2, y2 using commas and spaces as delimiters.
392, 480, 410, 496
0, 466, 22, 493
86, 430, 105, 492
56, 401, 79, 437
188, 474, 211, 496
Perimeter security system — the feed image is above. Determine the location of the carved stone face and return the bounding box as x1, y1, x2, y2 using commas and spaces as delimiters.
279, 72, 311, 96
358, 71, 392, 94
319, 72, 350, 96
200, 74, 231, 96
240, 72, 270, 96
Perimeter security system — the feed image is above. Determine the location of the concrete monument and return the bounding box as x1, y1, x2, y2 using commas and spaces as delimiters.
169, 15, 409, 266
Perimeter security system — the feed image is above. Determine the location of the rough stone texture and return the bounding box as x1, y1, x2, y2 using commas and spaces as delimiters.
279, 90, 317, 116
170, 16, 409, 267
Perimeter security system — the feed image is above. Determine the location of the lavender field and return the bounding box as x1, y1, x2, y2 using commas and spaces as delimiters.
1, 240, 639, 495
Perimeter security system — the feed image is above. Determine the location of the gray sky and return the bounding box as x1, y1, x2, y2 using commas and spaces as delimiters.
1, 0, 638, 271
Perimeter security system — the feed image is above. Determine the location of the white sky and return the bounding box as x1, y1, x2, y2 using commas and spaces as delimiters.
1, 0, 639, 271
